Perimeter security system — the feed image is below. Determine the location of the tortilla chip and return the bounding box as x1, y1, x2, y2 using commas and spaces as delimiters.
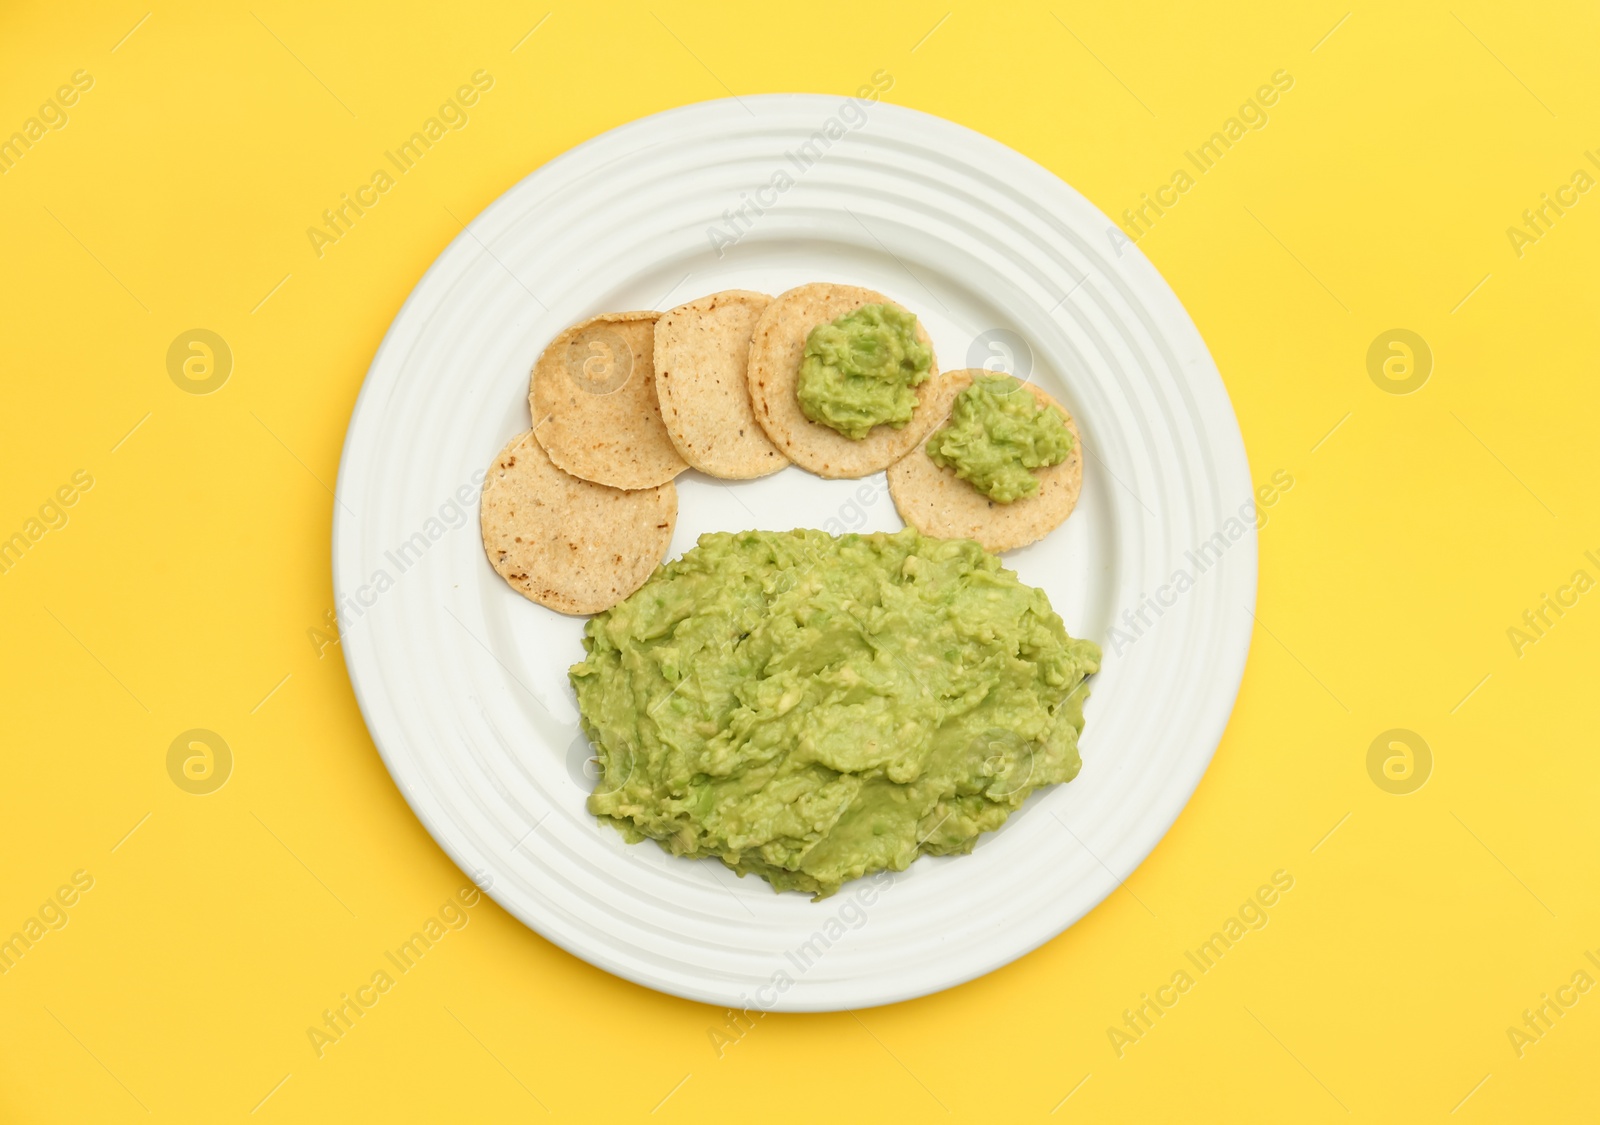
529, 310, 688, 489
887, 370, 1084, 552
480, 430, 676, 615
747, 282, 941, 479
654, 290, 788, 479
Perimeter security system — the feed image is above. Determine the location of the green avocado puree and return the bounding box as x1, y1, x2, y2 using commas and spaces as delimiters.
796, 304, 933, 440
569, 528, 1100, 898
925, 374, 1075, 503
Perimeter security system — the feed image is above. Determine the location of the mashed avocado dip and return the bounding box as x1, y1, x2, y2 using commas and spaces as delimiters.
796, 305, 933, 440
926, 373, 1075, 502
569, 528, 1100, 898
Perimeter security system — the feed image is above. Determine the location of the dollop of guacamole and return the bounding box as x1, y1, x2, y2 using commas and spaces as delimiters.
796, 304, 933, 439
925, 374, 1075, 503
569, 528, 1100, 898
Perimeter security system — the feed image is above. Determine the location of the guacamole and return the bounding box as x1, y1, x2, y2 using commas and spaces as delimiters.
569, 528, 1100, 898
925, 374, 1075, 503
795, 304, 933, 439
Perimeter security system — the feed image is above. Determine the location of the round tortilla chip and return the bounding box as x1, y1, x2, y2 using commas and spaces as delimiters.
887, 370, 1084, 553
654, 290, 788, 479
529, 310, 688, 489
747, 282, 941, 479
480, 430, 676, 615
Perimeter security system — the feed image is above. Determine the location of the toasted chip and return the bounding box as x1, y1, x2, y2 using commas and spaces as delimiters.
480, 430, 676, 615
529, 310, 688, 489
888, 370, 1084, 552
654, 290, 788, 479
747, 283, 941, 479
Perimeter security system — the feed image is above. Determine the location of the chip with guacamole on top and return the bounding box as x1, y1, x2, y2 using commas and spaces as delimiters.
795, 303, 934, 440
889, 369, 1085, 553
569, 527, 1100, 899
925, 372, 1076, 503
747, 283, 943, 479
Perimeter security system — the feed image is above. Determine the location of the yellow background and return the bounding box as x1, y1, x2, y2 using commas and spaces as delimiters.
2, 0, 1595, 1120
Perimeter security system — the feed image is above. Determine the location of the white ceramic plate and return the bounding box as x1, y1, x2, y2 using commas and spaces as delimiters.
333, 94, 1256, 1012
